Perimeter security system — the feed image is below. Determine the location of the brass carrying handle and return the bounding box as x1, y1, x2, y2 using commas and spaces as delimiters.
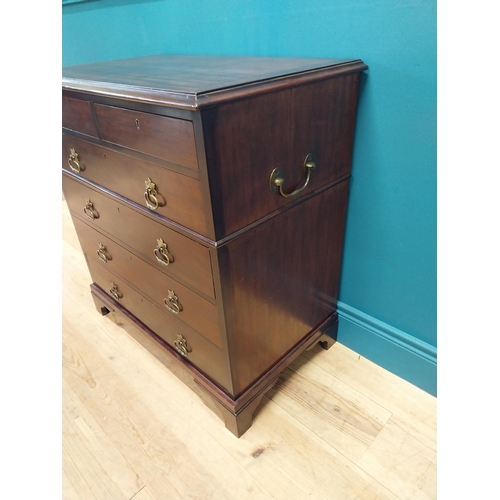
96, 243, 108, 263
68, 148, 81, 173
83, 198, 98, 220
269, 153, 316, 199
154, 238, 173, 266
109, 282, 121, 300
164, 290, 182, 315
173, 333, 190, 357
144, 177, 159, 210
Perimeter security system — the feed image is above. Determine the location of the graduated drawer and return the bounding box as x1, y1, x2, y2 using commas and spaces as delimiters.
75, 216, 221, 348
62, 134, 208, 235
94, 103, 199, 170
62, 96, 98, 138
87, 260, 227, 388
63, 173, 215, 299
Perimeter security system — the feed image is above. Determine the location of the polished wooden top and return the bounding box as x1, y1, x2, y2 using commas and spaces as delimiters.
62, 54, 367, 109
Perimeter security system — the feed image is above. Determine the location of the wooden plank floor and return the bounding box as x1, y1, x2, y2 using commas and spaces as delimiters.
62, 199, 437, 500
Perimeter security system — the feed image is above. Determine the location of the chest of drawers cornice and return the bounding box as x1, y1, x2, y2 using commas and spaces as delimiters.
62, 54, 367, 437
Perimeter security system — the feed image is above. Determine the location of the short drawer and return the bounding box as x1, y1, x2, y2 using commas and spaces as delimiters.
94, 104, 199, 170
62, 97, 99, 138
62, 135, 208, 235
87, 260, 227, 388
62, 173, 214, 298
77, 217, 221, 349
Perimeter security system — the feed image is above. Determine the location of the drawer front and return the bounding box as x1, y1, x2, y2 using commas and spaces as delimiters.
62, 134, 208, 235
75, 215, 221, 348
62, 173, 214, 298
94, 104, 199, 170
87, 259, 227, 388
62, 97, 99, 138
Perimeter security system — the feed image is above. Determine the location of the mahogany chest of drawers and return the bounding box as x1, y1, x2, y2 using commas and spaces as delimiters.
62, 54, 367, 437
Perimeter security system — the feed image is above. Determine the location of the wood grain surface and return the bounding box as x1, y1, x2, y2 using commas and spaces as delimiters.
62, 170, 213, 296
94, 103, 199, 169
62, 55, 356, 93
201, 72, 359, 238
217, 180, 350, 396
61, 144, 208, 236
77, 226, 221, 349
62, 96, 99, 137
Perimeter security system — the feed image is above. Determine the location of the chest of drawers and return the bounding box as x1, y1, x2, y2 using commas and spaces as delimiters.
62, 54, 367, 437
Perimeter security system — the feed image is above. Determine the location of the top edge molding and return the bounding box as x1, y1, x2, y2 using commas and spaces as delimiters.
63, 56, 368, 109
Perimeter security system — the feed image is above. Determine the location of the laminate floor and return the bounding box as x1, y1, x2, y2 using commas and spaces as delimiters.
62, 200, 437, 500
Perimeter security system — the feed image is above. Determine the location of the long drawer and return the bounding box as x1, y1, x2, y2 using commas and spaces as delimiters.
75, 216, 221, 348
62, 172, 215, 299
87, 259, 227, 388
62, 135, 208, 235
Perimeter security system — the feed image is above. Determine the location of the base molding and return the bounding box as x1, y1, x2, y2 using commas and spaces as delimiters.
91, 283, 338, 437
337, 301, 437, 396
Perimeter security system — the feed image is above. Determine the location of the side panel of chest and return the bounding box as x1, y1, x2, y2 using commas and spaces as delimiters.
201, 73, 360, 239
215, 180, 350, 397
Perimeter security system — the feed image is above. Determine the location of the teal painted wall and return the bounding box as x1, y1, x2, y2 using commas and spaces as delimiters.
63, 0, 437, 394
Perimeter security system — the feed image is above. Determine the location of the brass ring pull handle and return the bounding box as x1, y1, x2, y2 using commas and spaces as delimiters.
154, 238, 174, 266
109, 282, 122, 300
96, 243, 109, 263
144, 177, 159, 210
83, 198, 98, 220
269, 153, 316, 199
173, 333, 190, 356
68, 148, 81, 173
164, 290, 182, 315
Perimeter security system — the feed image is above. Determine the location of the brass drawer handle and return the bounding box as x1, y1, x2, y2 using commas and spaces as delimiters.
68, 148, 81, 173
164, 290, 182, 315
83, 198, 98, 220
154, 238, 174, 266
173, 333, 190, 356
269, 153, 316, 199
144, 177, 159, 210
96, 243, 109, 263
109, 282, 122, 300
